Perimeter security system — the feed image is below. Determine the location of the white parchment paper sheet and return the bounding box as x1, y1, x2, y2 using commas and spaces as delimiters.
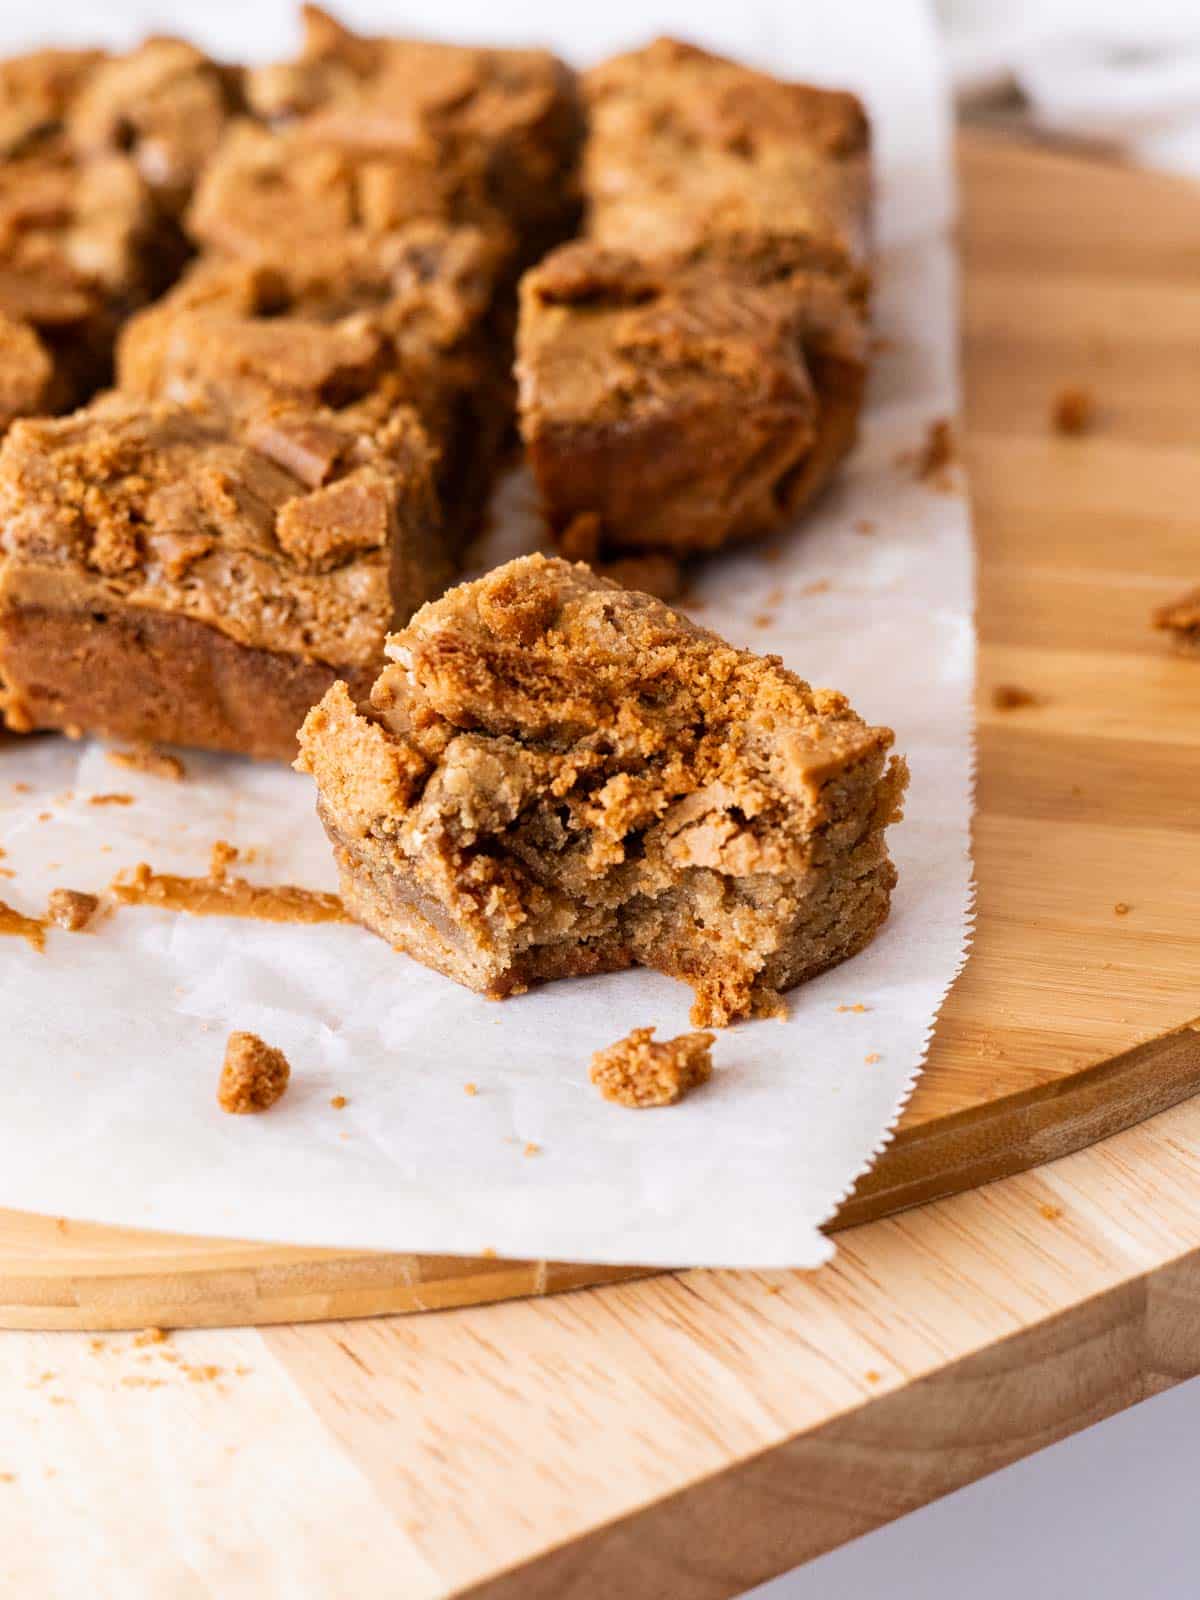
0, 1, 970, 1267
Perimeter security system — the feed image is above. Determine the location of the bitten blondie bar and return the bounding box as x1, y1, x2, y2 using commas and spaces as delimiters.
297, 554, 907, 1024
517, 243, 865, 554
0, 396, 446, 758
118, 221, 511, 552
516, 38, 871, 559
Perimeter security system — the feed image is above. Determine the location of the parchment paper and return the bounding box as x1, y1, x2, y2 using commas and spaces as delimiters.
0, 0, 971, 1268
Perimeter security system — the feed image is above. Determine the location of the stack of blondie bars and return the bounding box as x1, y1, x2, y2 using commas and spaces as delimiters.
0, 8, 583, 757
0, 12, 911, 1021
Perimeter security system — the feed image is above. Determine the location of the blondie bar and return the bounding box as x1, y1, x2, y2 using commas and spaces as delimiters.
246, 6, 582, 262
517, 242, 865, 554
0, 48, 194, 431
583, 37, 869, 284
0, 396, 446, 758
67, 37, 244, 217
118, 220, 511, 550
297, 554, 906, 1024
191, 9, 581, 268
516, 38, 870, 559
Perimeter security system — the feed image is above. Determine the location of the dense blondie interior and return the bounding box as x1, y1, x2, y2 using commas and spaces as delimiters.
297, 555, 907, 1024
0, 397, 445, 758
516, 38, 870, 560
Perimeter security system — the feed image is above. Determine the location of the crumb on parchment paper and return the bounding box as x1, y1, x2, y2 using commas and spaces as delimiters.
45, 888, 100, 932
107, 746, 186, 781
590, 1026, 715, 1109
218, 1032, 290, 1114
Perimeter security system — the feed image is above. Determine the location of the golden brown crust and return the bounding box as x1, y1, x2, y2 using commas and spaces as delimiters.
590, 1026, 714, 1107
218, 1031, 290, 1114
0, 396, 446, 670
238, 6, 583, 261
117, 222, 512, 551
298, 554, 906, 1023
191, 11, 581, 269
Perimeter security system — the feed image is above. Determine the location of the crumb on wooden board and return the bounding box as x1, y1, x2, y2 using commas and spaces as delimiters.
1051, 385, 1095, 436
992, 684, 1038, 711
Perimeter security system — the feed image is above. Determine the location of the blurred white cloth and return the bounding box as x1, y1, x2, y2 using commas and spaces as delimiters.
939, 0, 1200, 175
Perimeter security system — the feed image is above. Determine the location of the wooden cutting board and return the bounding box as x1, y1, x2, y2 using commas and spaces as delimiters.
2, 133, 1199, 1330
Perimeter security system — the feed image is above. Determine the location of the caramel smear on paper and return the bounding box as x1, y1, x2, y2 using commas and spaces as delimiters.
0, 898, 45, 951
110, 840, 347, 927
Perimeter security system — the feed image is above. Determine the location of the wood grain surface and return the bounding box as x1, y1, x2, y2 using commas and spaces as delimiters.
2, 133, 1199, 1331
4, 134, 1200, 1600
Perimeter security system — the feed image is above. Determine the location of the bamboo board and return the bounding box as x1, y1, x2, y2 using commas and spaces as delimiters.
2, 134, 1199, 1330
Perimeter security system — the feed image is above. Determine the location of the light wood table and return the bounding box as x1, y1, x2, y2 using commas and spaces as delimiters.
3, 134, 1200, 1598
